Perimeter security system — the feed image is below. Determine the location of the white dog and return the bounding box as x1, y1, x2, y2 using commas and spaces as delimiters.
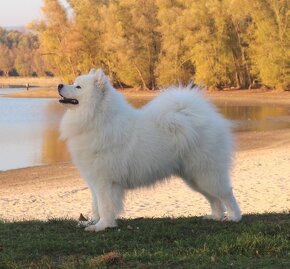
58, 69, 241, 232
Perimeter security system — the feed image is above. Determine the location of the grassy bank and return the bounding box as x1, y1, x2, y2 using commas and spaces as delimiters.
0, 213, 289, 269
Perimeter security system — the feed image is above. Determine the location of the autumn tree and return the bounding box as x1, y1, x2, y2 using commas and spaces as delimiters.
155, 0, 195, 86
0, 28, 15, 76
0, 44, 14, 76
100, 0, 161, 89
180, 0, 251, 88
24, 0, 289, 89
246, 0, 289, 89
66, 0, 105, 74
13, 33, 36, 76
31, 0, 74, 81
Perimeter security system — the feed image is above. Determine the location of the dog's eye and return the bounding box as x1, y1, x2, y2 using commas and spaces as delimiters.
76, 86, 81, 89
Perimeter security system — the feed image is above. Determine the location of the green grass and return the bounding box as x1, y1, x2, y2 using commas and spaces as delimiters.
0, 213, 289, 269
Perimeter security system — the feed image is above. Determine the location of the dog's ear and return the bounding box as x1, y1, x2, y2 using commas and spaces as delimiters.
94, 69, 108, 91
88, 69, 97, 75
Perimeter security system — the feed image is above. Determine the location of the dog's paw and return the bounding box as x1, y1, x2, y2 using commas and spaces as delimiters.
84, 220, 117, 232
223, 214, 242, 222
84, 225, 98, 232
203, 214, 225, 221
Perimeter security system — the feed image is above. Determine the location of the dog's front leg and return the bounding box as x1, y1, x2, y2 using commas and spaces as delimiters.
91, 189, 100, 222
85, 180, 118, 232
77, 189, 100, 228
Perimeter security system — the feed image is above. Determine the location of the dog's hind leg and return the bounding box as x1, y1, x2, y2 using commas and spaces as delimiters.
219, 190, 241, 222
202, 173, 241, 222
184, 180, 226, 221
202, 196, 226, 221
185, 172, 241, 222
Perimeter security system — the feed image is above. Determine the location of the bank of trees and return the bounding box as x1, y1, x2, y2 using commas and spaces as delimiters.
1, 0, 289, 90
0, 27, 50, 77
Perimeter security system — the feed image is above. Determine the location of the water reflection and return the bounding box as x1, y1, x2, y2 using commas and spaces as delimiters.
40, 101, 70, 164
128, 97, 290, 132
41, 128, 70, 164
0, 96, 289, 171
217, 103, 290, 132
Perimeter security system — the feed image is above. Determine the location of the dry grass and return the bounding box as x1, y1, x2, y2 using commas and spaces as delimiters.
89, 251, 123, 266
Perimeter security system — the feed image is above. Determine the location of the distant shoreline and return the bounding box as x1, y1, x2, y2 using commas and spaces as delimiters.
2, 86, 290, 105
1, 76, 290, 104
0, 77, 59, 88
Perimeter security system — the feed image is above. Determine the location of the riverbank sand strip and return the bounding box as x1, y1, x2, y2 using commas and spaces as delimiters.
5, 87, 290, 105
1, 129, 289, 221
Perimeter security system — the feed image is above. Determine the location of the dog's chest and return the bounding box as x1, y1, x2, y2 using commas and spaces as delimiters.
67, 134, 99, 164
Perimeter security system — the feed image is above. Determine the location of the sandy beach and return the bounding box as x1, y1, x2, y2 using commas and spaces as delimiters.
0, 89, 290, 221
1, 128, 289, 221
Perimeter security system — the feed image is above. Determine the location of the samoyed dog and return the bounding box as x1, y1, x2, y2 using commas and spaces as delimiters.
58, 69, 241, 232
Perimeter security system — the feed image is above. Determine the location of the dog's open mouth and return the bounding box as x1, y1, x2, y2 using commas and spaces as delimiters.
59, 97, 79, 105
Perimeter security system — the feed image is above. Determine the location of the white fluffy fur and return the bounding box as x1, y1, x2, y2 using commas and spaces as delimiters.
59, 69, 241, 232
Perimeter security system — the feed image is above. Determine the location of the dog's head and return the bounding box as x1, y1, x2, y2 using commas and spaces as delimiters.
58, 68, 109, 107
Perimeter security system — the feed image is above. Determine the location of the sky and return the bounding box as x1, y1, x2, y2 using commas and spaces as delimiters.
0, 0, 68, 27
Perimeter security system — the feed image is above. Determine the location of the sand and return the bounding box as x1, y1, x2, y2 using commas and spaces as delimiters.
0, 77, 58, 88
1, 129, 289, 221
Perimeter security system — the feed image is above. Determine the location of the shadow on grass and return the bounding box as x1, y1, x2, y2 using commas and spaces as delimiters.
0, 213, 289, 269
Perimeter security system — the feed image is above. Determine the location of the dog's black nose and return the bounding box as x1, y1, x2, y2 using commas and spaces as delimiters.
58, 84, 64, 91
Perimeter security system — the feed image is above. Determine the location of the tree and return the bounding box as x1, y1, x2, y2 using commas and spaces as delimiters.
13, 48, 33, 76
223, 0, 252, 88
246, 0, 289, 89
100, 0, 161, 89
183, 0, 246, 88
13, 33, 37, 76
28, 0, 289, 89
0, 44, 14, 76
66, 0, 105, 74
31, 0, 74, 81
156, 0, 195, 86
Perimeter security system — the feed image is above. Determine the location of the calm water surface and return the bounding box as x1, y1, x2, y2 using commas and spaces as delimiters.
0, 92, 290, 171
0, 87, 44, 95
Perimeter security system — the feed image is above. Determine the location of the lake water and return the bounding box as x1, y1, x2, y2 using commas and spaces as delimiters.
0, 90, 290, 171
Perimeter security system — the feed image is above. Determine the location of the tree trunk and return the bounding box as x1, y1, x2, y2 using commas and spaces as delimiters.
134, 63, 148, 90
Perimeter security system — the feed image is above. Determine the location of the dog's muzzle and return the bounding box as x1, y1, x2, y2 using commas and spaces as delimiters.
58, 84, 79, 105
